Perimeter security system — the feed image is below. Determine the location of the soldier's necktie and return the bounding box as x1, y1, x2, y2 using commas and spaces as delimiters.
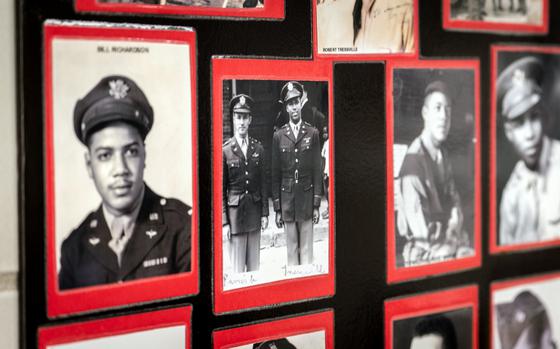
241, 138, 248, 158
293, 124, 299, 139
109, 219, 127, 266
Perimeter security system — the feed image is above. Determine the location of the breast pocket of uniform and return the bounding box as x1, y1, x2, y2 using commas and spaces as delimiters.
227, 159, 241, 176
281, 145, 293, 162
302, 176, 313, 192
281, 177, 294, 193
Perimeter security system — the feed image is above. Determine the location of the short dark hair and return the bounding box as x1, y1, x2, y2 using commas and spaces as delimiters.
412, 315, 458, 349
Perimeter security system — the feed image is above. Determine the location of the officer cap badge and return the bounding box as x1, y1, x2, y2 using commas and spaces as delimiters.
108, 79, 130, 100
240, 95, 246, 106
88, 237, 100, 246
287, 82, 293, 91
146, 230, 158, 239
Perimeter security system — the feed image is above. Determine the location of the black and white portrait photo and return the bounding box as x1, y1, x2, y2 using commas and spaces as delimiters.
391, 67, 477, 270
221, 79, 330, 291
46, 26, 196, 296
96, 0, 264, 8
393, 309, 473, 349
492, 274, 560, 349
230, 332, 326, 349
448, 0, 544, 26
494, 49, 560, 249
315, 0, 415, 55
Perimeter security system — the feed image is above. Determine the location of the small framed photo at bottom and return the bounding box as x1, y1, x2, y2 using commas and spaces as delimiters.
386, 59, 481, 283
213, 310, 334, 349
38, 306, 192, 349
491, 272, 560, 349
385, 285, 478, 349
212, 57, 335, 314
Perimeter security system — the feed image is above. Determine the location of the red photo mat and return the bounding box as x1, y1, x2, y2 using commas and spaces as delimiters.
39, 306, 192, 349
442, 0, 549, 34
75, 0, 284, 19
385, 59, 482, 284
44, 22, 199, 318
312, 0, 420, 61
489, 44, 560, 254
490, 271, 560, 349
213, 310, 334, 349
212, 57, 335, 314
384, 285, 479, 349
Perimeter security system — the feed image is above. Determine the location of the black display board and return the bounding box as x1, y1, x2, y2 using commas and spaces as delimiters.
17, 0, 560, 348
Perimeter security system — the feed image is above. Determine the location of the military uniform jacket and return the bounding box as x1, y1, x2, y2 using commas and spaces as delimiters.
223, 137, 268, 234
58, 185, 192, 290
271, 122, 323, 222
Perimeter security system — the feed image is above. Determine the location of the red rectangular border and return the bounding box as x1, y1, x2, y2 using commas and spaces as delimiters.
312, 0, 420, 61
213, 310, 334, 348
212, 57, 335, 314
385, 285, 479, 349
385, 59, 482, 284
38, 306, 192, 349
489, 44, 560, 254
75, 0, 284, 19
490, 271, 560, 349
442, 0, 549, 35
44, 22, 199, 318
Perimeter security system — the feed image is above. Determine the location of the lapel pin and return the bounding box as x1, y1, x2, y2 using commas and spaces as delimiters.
88, 237, 100, 246
146, 230, 158, 239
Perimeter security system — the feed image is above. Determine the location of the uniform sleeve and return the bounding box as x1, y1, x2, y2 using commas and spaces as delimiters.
175, 213, 192, 273
260, 145, 269, 217
312, 128, 323, 208
271, 131, 282, 212
222, 148, 229, 226
58, 238, 75, 290
401, 173, 430, 240
499, 181, 518, 246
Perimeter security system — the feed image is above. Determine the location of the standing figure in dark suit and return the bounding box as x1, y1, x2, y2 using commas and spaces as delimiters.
223, 94, 268, 273
272, 81, 323, 266
58, 75, 192, 290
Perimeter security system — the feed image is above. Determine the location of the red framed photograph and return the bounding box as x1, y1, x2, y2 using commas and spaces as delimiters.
442, 0, 548, 34
491, 272, 560, 349
313, 0, 419, 61
490, 45, 560, 254
386, 59, 481, 284
39, 306, 192, 349
213, 310, 334, 349
212, 57, 335, 314
385, 285, 479, 349
44, 21, 198, 318
74, 0, 284, 20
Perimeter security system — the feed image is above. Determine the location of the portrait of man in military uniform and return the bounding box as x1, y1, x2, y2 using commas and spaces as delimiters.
58, 75, 192, 290
220, 79, 330, 291
230, 332, 326, 349
316, 0, 415, 55
392, 68, 477, 268
495, 51, 560, 248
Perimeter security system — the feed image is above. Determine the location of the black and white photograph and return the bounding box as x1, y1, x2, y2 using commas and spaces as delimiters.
492, 47, 560, 251
44, 23, 198, 317
393, 309, 473, 349
315, 0, 416, 56
492, 273, 560, 349
391, 67, 477, 271
447, 0, 544, 25
220, 79, 330, 291
230, 332, 326, 349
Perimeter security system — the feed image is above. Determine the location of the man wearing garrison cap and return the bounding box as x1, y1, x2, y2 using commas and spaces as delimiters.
497, 56, 560, 246
58, 75, 192, 290
398, 80, 471, 266
495, 291, 556, 349
222, 94, 268, 273
271, 81, 323, 266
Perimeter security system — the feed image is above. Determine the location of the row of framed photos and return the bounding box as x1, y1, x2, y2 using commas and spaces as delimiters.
37, 270, 560, 348
43, 20, 560, 321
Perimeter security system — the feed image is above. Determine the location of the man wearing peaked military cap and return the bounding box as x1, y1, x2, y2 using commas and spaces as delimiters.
497, 56, 560, 246
495, 291, 557, 349
253, 338, 297, 349
223, 94, 268, 273
271, 81, 323, 266
58, 75, 192, 290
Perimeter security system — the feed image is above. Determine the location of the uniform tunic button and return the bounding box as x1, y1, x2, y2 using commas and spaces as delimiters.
245, 162, 248, 166
246, 180, 249, 184
295, 159, 299, 163
245, 190, 249, 194
295, 149, 298, 153
245, 171, 249, 175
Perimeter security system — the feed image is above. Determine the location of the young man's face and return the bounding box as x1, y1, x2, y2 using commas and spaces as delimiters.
85, 122, 146, 215
286, 97, 303, 124
410, 334, 445, 349
422, 91, 452, 147
232, 112, 252, 138
504, 105, 545, 170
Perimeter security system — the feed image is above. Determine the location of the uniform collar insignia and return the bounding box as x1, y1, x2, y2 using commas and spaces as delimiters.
304, 137, 311, 143
108, 79, 129, 100
146, 229, 158, 239
149, 213, 159, 221
252, 152, 259, 157
90, 219, 98, 228
88, 237, 100, 246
